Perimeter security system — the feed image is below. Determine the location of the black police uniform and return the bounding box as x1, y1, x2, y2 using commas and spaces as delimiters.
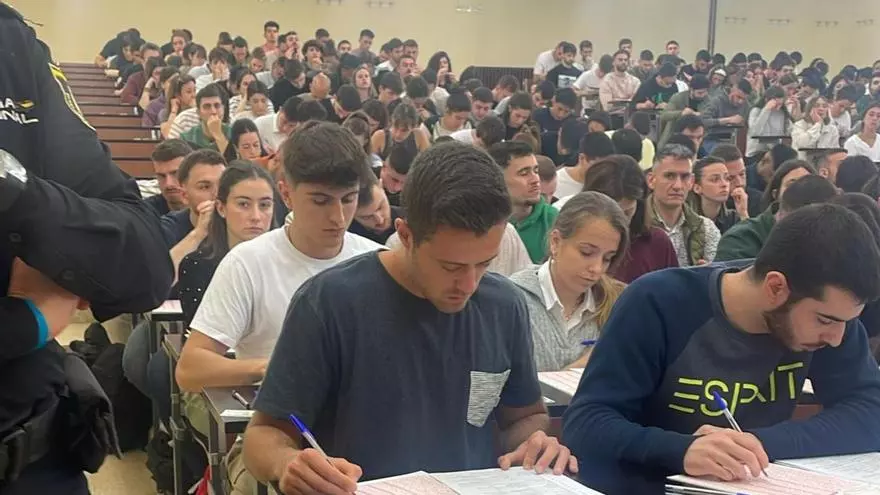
0, 3, 173, 492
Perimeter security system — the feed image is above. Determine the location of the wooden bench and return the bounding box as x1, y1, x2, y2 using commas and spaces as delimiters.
86, 114, 142, 127
105, 139, 160, 159
73, 87, 117, 97
66, 72, 112, 82
63, 67, 105, 76
96, 126, 159, 141
78, 95, 123, 105
79, 103, 138, 116
61, 62, 99, 70
114, 158, 155, 179
70, 79, 116, 91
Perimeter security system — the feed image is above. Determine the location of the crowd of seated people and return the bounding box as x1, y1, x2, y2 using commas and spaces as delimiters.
88, 23, 880, 495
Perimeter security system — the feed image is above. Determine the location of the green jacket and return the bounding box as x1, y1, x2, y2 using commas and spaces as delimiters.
715, 207, 776, 261
512, 198, 558, 263
180, 123, 231, 151
657, 91, 693, 149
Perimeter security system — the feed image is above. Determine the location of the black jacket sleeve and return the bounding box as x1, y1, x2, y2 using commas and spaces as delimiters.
0, 9, 173, 322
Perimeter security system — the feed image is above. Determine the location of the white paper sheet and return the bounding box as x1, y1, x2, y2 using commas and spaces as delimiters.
433, 467, 602, 494
668, 463, 877, 495
357, 472, 457, 494
537, 368, 585, 400
778, 453, 880, 487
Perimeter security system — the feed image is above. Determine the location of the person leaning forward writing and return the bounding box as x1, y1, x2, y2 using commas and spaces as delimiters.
242, 142, 576, 494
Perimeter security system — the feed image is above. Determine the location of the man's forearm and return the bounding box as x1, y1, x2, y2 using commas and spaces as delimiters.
500, 413, 551, 452
177, 347, 263, 392
244, 424, 301, 483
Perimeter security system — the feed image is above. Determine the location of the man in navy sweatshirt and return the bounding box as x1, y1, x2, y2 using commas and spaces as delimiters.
563, 203, 880, 494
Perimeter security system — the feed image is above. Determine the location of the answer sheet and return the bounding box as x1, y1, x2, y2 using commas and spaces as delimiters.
537, 368, 584, 404
668, 463, 878, 495
357, 472, 457, 494
778, 453, 880, 487
433, 467, 603, 494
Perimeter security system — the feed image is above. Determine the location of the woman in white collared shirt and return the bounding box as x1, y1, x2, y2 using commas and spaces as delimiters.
510, 191, 628, 372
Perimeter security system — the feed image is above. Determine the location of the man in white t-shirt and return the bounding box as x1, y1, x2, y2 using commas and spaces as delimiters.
195, 47, 230, 92
572, 55, 611, 111
175, 122, 382, 493
450, 115, 505, 150
253, 95, 301, 153
555, 132, 615, 200
533, 43, 565, 81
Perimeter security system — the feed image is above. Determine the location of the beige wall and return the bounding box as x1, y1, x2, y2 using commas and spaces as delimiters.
7, 0, 877, 71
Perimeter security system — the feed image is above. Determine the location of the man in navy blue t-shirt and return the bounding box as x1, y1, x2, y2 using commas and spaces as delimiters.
564, 203, 880, 494
244, 142, 577, 493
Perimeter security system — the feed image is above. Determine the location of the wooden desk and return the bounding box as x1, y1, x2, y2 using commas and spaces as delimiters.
97, 126, 159, 141
114, 159, 155, 178
78, 95, 125, 106
67, 72, 112, 82
106, 139, 160, 158
753, 135, 792, 146
86, 114, 141, 127
73, 87, 117, 97
79, 103, 138, 116
70, 79, 117, 91
60, 62, 100, 70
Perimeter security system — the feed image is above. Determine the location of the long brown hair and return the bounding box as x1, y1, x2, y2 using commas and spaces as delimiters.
553, 191, 629, 328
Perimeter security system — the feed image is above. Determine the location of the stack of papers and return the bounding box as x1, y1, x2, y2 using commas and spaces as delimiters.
537, 368, 584, 405
777, 453, 880, 488
358, 467, 602, 494
668, 462, 879, 495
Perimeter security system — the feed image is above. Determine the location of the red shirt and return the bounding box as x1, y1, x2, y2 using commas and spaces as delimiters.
613, 227, 679, 283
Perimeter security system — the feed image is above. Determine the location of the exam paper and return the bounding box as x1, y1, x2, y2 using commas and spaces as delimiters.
357, 472, 457, 494
537, 368, 585, 397
778, 453, 880, 487
668, 463, 877, 495
433, 467, 603, 494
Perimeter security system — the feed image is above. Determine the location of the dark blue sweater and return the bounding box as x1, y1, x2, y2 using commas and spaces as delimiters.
562, 264, 880, 495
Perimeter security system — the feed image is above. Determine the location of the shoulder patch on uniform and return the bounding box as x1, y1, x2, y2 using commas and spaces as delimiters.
49, 63, 94, 131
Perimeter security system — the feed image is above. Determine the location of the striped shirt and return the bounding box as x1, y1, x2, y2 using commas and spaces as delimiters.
168, 108, 201, 139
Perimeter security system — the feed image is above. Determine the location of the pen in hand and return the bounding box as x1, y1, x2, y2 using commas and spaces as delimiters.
289, 413, 329, 458
711, 391, 769, 478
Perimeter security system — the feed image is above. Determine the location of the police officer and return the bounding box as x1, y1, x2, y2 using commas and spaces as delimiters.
0, 3, 173, 493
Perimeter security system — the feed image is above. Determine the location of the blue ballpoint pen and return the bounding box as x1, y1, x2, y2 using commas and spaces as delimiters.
711, 391, 769, 478
581, 339, 597, 346
289, 413, 329, 458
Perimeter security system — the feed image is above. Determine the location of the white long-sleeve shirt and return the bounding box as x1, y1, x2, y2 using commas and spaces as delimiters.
791, 119, 841, 150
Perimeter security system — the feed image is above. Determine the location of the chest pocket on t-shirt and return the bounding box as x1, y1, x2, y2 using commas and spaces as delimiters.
467, 370, 511, 427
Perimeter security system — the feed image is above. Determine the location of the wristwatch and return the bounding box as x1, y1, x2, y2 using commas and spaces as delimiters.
0, 148, 28, 212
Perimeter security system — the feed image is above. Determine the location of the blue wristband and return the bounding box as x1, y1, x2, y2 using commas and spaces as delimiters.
23, 299, 49, 349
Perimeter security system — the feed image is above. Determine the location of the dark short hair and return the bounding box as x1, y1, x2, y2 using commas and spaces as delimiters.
264, 21, 279, 31
359, 29, 374, 39
390, 102, 418, 127
281, 96, 303, 120
666, 40, 679, 47
831, 193, 880, 248
387, 143, 417, 175
488, 141, 534, 169
507, 91, 533, 111
405, 76, 430, 99
233, 36, 248, 49
315, 28, 330, 38
445, 92, 471, 113
195, 83, 227, 109
496, 75, 519, 92
753, 203, 880, 304
386, 38, 403, 51
297, 100, 328, 121
580, 40, 593, 50
764, 160, 817, 210
554, 88, 577, 109
536, 155, 556, 182
583, 155, 649, 237
696, 50, 712, 62
769, 144, 799, 172
379, 71, 404, 94
464, 78, 484, 93
302, 39, 323, 57
618, 38, 632, 47
560, 118, 590, 154
640, 49, 654, 62
472, 87, 493, 104
144, 56, 166, 78
674, 114, 705, 132
712, 143, 743, 162
151, 139, 193, 163
476, 115, 506, 148
731, 52, 747, 64
280, 122, 370, 187
588, 111, 612, 132
579, 132, 615, 160
402, 142, 511, 245
537, 80, 556, 101
187, 43, 207, 60
208, 47, 228, 64
337, 85, 362, 112
837, 156, 878, 194
598, 54, 614, 73
559, 42, 577, 55
247, 80, 270, 100
666, 134, 697, 154
657, 63, 677, 78
611, 129, 643, 162
403, 38, 418, 48
178, 149, 226, 184
836, 85, 861, 103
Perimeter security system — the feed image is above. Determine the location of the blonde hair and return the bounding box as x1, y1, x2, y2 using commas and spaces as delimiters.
552, 191, 629, 330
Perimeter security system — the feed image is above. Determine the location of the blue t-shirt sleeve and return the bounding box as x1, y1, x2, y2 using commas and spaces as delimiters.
751, 319, 880, 459
253, 281, 335, 428
562, 280, 696, 472
499, 288, 542, 408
